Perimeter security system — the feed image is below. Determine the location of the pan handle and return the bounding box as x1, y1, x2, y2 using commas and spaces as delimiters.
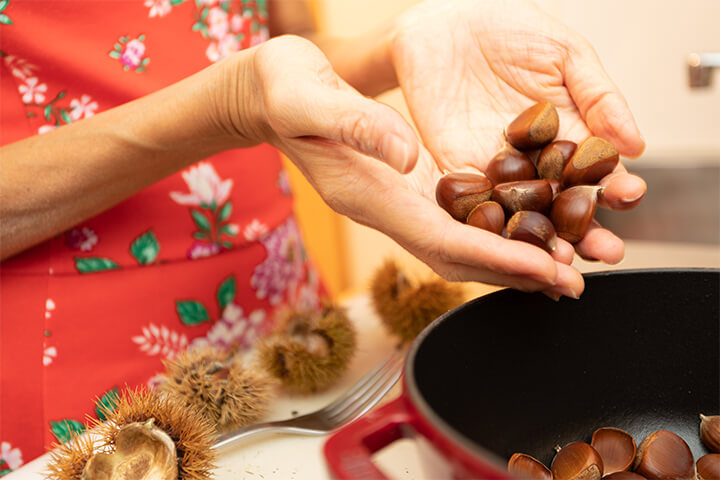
323, 396, 417, 479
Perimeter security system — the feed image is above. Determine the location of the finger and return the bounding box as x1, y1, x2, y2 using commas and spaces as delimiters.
598, 168, 647, 211
542, 262, 586, 300
573, 220, 625, 264
551, 237, 576, 265
564, 37, 645, 158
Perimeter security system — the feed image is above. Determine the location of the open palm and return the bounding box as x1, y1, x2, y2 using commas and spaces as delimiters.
392, 0, 646, 265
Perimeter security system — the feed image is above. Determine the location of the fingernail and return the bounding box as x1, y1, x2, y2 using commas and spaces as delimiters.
382, 133, 409, 172
530, 274, 556, 287
556, 286, 579, 300
544, 291, 562, 302
621, 190, 646, 204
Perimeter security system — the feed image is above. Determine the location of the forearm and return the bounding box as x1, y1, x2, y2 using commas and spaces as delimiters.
0, 51, 258, 260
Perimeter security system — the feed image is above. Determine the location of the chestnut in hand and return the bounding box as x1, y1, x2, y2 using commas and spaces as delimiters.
506, 102, 559, 150
492, 180, 553, 217
486, 147, 537, 185
537, 140, 577, 181
549, 185, 601, 243
561, 137, 619, 188
466, 201, 505, 235
436, 172, 493, 221
506, 211, 557, 253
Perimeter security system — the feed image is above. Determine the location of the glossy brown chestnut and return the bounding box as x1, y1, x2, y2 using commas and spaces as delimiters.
492, 180, 553, 217
547, 178, 561, 196
701, 414, 720, 453
561, 136, 619, 187
506, 211, 557, 253
590, 427, 636, 474
697, 453, 720, 480
507, 453, 552, 480
549, 185, 601, 243
550, 442, 603, 480
537, 140, 577, 181
486, 147, 537, 185
603, 473, 647, 480
633, 430, 695, 480
436, 172, 493, 221
506, 102, 559, 150
466, 201, 505, 235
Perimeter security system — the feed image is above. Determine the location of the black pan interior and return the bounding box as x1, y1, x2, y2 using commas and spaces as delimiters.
410, 269, 720, 465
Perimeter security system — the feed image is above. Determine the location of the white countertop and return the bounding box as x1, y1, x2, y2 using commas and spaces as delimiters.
8, 240, 719, 480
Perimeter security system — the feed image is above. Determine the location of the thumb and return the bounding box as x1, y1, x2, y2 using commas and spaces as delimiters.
564, 38, 645, 158
270, 81, 419, 173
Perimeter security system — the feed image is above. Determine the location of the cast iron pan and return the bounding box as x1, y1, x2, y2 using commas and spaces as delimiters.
408, 269, 719, 465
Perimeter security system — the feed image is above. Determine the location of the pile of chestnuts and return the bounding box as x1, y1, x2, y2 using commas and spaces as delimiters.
436, 102, 621, 252
507, 413, 720, 480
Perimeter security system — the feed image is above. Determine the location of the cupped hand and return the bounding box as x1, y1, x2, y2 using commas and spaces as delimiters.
237, 35, 581, 294
390, 0, 647, 273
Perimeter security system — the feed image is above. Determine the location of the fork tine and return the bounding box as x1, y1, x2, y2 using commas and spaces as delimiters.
327, 354, 403, 424
323, 348, 403, 415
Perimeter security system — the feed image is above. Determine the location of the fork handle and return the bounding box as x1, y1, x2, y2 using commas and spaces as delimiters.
212, 421, 286, 449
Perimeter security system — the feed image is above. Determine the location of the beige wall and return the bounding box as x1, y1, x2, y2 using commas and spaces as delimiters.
312, 0, 720, 291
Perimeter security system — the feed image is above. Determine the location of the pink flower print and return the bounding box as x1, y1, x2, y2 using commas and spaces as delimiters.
0, 442, 23, 471
207, 7, 229, 40
230, 13, 244, 33
206, 32, 240, 62
65, 226, 98, 251
250, 29, 270, 47
191, 304, 266, 350
277, 169, 292, 196
144, 0, 171, 18
70, 95, 98, 120
170, 162, 233, 207
18, 77, 47, 104
43, 346, 57, 366
4, 55, 38, 80
187, 241, 221, 259
146, 373, 166, 390
243, 219, 268, 242
251, 217, 305, 305
38, 124, 56, 135
122, 39, 146, 68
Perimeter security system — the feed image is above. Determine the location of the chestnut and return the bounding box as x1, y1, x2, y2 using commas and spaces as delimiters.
507, 453, 552, 480
492, 180, 553, 217
550, 442, 603, 480
697, 453, 720, 480
633, 430, 695, 480
590, 427, 636, 474
436, 172, 493, 221
547, 178, 561, 196
506, 102, 559, 150
603, 473, 647, 480
700, 414, 720, 453
486, 147, 537, 185
549, 185, 601, 243
561, 136, 619, 188
506, 211, 557, 253
537, 140, 577, 181
466, 201, 505, 235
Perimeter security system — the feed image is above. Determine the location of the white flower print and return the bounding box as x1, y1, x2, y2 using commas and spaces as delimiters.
0, 441, 23, 471
191, 304, 265, 350
205, 33, 240, 63
121, 39, 147, 69
70, 95, 98, 120
230, 13, 243, 33
243, 219, 268, 242
170, 162, 233, 207
146, 373, 166, 390
18, 77, 47, 104
65, 226, 98, 251
207, 7, 229, 40
43, 346, 57, 366
45, 298, 56, 320
38, 124, 56, 135
251, 217, 305, 305
144, 0, 171, 18
3, 55, 37, 80
132, 323, 188, 359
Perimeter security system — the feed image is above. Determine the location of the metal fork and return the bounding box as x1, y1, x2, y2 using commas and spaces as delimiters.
212, 349, 405, 449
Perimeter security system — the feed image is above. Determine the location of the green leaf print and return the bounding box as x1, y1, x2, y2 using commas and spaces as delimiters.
50, 419, 86, 444
0, 469, 13, 476
0, 14, 11, 25
190, 209, 211, 232
109, 50, 121, 59
170, 0, 186, 4
0, 1, 9, 13
216, 275, 236, 310
59, 109, 72, 125
130, 230, 160, 265
95, 388, 119, 421
43, 105, 51, 121
175, 300, 209, 326
74, 257, 120, 273
219, 224, 236, 237
218, 202, 232, 222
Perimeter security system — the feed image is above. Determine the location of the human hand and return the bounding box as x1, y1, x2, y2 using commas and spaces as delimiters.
390, 0, 647, 277
224, 35, 569, 293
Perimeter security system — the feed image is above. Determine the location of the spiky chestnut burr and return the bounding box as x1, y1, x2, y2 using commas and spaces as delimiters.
370, 260, 464, 344
46, 388, 216, 480
161, 347, 276, 431
257, 304, 356, 393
